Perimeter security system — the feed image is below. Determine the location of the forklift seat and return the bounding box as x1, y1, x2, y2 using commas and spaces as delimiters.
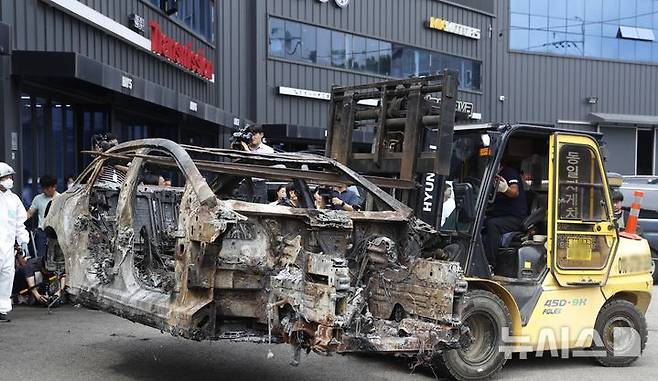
496, 206, 548, 279
500, 207, 546, 248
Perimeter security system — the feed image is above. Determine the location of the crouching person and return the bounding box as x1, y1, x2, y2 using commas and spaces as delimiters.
13, 252, 66, 307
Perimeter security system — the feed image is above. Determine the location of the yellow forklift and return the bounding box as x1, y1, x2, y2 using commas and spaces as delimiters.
326, 72, 653, 380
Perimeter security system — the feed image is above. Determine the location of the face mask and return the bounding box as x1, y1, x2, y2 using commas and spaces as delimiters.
0, 178, 13, 190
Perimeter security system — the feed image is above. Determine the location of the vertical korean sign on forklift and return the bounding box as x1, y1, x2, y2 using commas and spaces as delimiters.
550, 133, 618, 286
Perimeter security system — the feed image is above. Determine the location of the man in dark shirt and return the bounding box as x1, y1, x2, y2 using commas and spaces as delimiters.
485, 164, 527, 271
331, 184, 360, 211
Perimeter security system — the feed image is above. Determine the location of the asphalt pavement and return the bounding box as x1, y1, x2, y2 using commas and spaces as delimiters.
1, 288, 657, 381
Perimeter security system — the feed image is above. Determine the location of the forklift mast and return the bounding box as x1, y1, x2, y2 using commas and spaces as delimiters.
326, 70, 459, 229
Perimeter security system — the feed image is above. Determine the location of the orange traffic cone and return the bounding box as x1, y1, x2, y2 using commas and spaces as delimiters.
620, 191, 644, 239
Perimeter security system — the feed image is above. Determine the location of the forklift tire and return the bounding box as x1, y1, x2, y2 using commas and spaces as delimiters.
593, 299, 648, 367
434, 290, 511, 380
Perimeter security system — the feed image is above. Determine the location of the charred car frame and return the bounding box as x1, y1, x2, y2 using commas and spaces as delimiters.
44, 138, 467, 363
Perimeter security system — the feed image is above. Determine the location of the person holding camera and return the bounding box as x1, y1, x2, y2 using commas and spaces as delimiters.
233, 125, 274, 203
330, 184, 360, 212
235, 124, 274, 154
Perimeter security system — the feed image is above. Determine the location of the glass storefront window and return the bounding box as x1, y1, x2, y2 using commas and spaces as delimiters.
510, 0, 658, 63
267, 17, 482, 91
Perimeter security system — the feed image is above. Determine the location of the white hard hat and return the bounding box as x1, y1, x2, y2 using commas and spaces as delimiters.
0, 162, 15, 178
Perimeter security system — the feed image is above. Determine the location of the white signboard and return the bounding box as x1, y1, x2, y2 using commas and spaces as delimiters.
278, 86, 331, 100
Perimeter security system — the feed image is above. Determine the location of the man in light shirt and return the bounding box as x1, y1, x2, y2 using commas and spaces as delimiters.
237, 124, 274, 203
27, 175, 59, 258
238, 124, 274, 154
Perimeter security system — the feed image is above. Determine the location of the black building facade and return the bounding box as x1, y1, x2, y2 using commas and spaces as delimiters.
2, 0, 658, 202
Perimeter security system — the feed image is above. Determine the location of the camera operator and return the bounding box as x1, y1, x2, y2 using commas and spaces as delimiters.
233, 124, 274, 154
331, 184, 360, 211
314, 184, 359, 211
232, 125, 274, 203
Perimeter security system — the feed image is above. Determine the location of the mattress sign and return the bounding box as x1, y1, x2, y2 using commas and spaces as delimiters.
426, 17, 481, 40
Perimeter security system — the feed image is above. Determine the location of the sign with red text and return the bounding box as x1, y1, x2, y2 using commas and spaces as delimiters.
149, 21, 214, 81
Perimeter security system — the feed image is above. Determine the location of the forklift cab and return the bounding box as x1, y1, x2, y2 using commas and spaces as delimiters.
442, 125, 618, 288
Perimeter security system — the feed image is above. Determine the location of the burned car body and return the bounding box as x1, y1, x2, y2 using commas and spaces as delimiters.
44, 139, 466, 360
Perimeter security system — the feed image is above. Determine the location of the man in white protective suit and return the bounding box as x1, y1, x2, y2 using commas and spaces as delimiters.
0, 162, 29, 322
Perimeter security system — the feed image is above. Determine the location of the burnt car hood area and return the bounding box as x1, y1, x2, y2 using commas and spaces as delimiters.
43, 139, 467, 367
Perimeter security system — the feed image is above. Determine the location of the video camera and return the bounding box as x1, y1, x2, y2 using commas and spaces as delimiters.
316, 186, 337, 200
230, 127, 253, 146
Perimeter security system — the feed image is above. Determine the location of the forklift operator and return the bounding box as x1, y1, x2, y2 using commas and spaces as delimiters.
485, 162, 527, 271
